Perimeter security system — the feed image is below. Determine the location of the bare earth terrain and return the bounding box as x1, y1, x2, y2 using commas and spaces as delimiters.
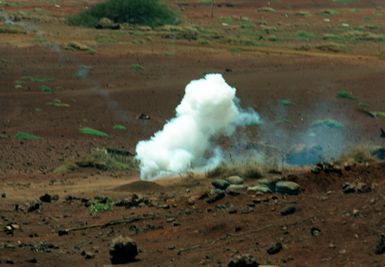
0, 0, 385, 266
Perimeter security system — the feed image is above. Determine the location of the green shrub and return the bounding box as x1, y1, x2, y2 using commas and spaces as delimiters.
80, 127, 109, 138
68, 0, 178, 27
90, 197, 113, 215
15, 132, 41, 140
336, 89, 355, 100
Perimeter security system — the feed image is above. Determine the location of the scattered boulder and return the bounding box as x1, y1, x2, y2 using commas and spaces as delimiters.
206, 190, 225, 204
226, 176, 244, 185
226, 184, 247, 195
310, 227, 321, 237
256, 177, 280, 191
275, 181, 301, 195
342, 182, 371, 194
228, 254, 259, 267
110, 236, 138, 264
39, 193, 59, 203
247, 184, 272, 194
137, 113, 151, 120
280, 206, 296, 216
212, 179, 230, 190
27, 201, 42, 213
266, 242, 283, 255
374, 235, 385, 255
81, 250, 95, 259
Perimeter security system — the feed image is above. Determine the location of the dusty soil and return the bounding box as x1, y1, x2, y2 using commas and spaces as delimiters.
0, 0, 385, 266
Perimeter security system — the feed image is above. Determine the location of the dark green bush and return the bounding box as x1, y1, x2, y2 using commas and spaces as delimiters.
68, 0, 178, 27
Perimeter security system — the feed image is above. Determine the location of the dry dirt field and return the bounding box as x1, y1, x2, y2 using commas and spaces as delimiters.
0, 0, 385, 266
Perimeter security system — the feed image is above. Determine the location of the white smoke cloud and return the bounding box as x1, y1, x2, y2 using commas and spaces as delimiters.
135, 74, 261, 180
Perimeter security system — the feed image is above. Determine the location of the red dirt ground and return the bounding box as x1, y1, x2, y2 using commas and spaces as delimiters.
0, 0, 385, 266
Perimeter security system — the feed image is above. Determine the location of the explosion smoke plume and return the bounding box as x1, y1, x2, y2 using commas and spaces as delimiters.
136, 74, 260, 180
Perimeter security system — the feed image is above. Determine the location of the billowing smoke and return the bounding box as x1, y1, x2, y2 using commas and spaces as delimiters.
136, 74, 261, 180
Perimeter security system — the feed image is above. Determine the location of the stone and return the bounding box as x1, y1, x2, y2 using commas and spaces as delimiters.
226, 176, 244, 185
39, 193, 59, 203
374, 235, 385, 255
247, 184, 272, 194
275, 181, 301, 195
226, 184, 247, 195
342, 182, 371, 194
81, 250, 95, 259
27, 201, 42, 212
228, 254, 259, 267
206, 190, 225, 204
266, 242, 283, 255
280, 206, 296, 216
310, 227, 321, 237
110, 236, 138, 264
256, 178, 279, 191
342, 182, 356, 193
212, 179, 230, 190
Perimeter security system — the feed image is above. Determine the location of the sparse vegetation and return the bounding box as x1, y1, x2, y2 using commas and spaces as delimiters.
296, 31, 316, 40
15, 132, 41, 140
68, 0, 178, 28
80, 127, 109, 138
90, 196, 113, 215
337, 89, 355, 100
130, 63, 144, 71
113, 124, 127, 130
279, 99, 293, 106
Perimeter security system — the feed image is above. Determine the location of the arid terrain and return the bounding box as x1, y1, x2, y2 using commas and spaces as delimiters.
0, 0, 385, 266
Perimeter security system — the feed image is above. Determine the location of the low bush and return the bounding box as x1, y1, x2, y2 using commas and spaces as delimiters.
68, 0, 178, 28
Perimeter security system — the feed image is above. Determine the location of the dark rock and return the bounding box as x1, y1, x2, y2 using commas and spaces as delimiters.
372, 148, 385, 160
342, 182, 356, 193
39, 193, 59, 203
26, 257, 38, 264
266, 242, 283, 255
380, 128, 385, 138
137, 113, 151, 120
280, 206, 296, 216
212, 179, 230, 190
275, 181, 301, 195
228, 254, 259, 267
5, 259, 14, 264
1, 193, 6, 198
206, 191, 225, 204
356, 182, 371, 193
27, 202, 42, 213
374, 235, 385, 255
310, 227, 321, 236
58, 229, 69, 236
110, 236, 138, 264
81, 250, 95, 259
342, 182, 371, 194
